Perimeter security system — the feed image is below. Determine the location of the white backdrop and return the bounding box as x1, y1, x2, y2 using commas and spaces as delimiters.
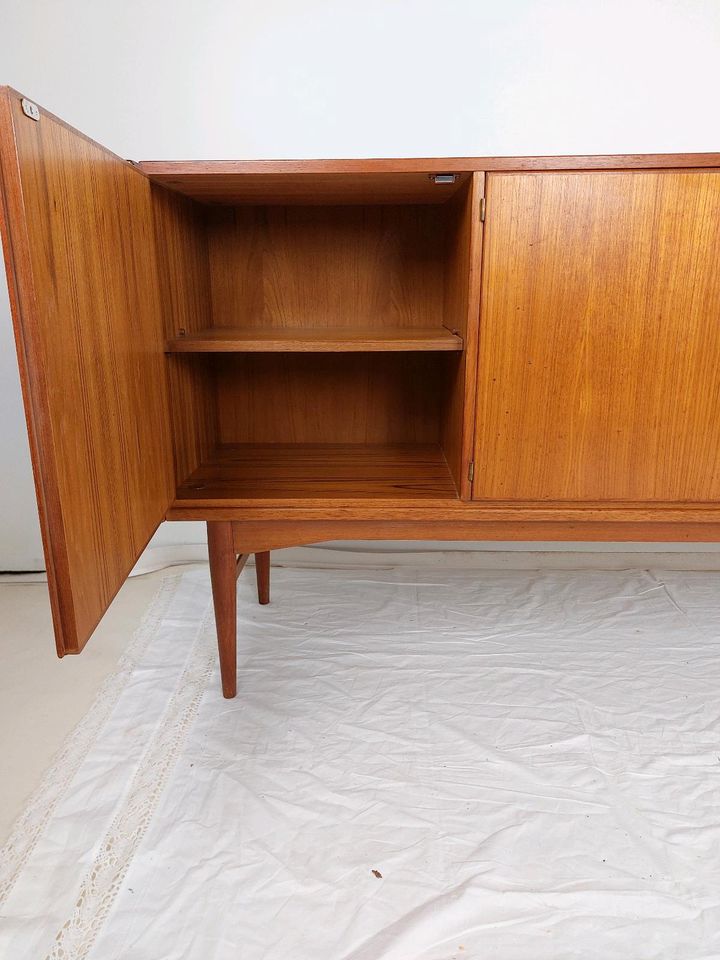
1, 0, 720, 569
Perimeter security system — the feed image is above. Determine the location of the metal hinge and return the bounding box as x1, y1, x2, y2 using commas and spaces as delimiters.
21, 98, 40, 121
479, 197, 486, 222
468, 460, 475, 483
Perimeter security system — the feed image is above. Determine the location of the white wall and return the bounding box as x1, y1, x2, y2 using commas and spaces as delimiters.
1, 0, 720, 569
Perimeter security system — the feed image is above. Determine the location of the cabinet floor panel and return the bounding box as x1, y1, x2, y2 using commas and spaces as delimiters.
174, 443, 459, 505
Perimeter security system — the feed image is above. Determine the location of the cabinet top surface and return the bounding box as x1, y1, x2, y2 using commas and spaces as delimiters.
139, 155, 720, 175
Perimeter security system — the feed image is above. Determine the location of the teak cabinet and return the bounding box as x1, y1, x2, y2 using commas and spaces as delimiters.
2, 87, 720, 698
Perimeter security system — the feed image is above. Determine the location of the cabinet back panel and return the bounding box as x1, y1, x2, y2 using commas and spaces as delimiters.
206, 205, 445, 329
215, 354, 445, 444
474, 170, 720, 502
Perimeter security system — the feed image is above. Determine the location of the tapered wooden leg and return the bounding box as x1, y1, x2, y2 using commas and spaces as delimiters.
255, 551, 270, 605
207, 521, 238, 699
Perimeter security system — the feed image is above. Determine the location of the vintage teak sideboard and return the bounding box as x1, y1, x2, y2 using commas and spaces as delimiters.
2, 87, 720, 698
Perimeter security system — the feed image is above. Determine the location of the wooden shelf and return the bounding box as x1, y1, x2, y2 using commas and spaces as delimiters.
174, 443, 459, 505
166, 326, 463, 353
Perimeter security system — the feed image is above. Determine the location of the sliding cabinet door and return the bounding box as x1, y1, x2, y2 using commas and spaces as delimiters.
0, 88, 174, 654
473, 170, 720, 502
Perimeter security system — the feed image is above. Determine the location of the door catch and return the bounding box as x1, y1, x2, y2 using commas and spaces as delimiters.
21, 98, 40, 121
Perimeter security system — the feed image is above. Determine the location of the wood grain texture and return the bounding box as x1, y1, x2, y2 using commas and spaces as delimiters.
206, 205, 446, 330
254, 551, 270, 605
440, 173, 484, 497
215, 354, 449, 445
137, 171, 471, 205
170, 499, 720, 524
177, 443, 458, 504
0, 87, 173, 654
0, 90, 69, 650
151, 185, 217, 483
167, 325, 462, 352
206, 204, 455, 449
207, 521, 239, 698
474, 170, 720, 502
227, 518, 720, 552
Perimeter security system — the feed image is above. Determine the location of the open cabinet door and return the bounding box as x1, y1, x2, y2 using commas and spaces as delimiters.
0, 88, 174, 655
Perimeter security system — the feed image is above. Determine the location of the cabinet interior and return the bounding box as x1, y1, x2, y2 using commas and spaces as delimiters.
153, 174, 477, 505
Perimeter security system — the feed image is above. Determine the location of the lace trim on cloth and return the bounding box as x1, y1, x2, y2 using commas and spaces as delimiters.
44, 609, 216, 960
0, 574, 183, 906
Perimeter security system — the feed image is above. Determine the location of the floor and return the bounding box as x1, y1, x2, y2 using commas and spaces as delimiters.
0, 568, 174, 844
3, 556, 720, 958
3, 546, 720, 848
